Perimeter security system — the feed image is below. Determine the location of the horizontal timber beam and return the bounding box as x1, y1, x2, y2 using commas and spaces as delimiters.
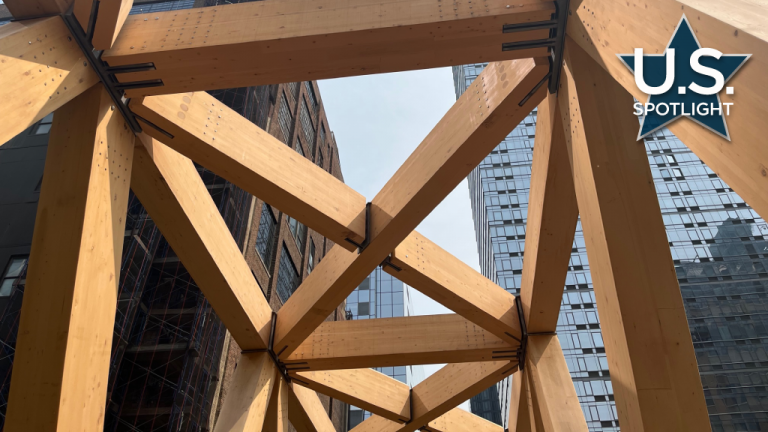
132, 91, 367, 250
102, 0, 553, 96
283, 314, 517, 371
353, 361, 517, 431
287, 384, 337, 432
274, 57, 549, 359
566, 0, 768, 221
0, 17, 99, 147
291, 368, 411, 423
559, 41, 709, 431
519, 92, 578, 333
5, 86, 134, 432
425, 408, 504, 432
387, 231, 522, 344
3, 0, 70, 19
131, 136, 272, 350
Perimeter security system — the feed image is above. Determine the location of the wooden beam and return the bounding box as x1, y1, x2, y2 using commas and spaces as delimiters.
558, 40, 710, 432
283, 314, 516, 371
387, 231, 522, 344
131, 91, 367, 250
274, 57, 549, 359
213, 352, 276, 432
131, 136, 272, 350
566, 0, 768, 220
264, 374, 291, 432
0, 17, 99, 147
526, 366, 545, 432
508, 370, 535, 432
426, 408, 504, 432
3, 0, 70, 19
92, 0, 134, 50
101, 0, 554, 96
352, 361, 516, 432
291, 368, 411, 423
4, 85, 134, 432
525, 335, 588, 432
519, 92, 578, 333
287, 384, 337, 432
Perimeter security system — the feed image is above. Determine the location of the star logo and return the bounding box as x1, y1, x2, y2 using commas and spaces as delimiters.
618, 15, 750, 140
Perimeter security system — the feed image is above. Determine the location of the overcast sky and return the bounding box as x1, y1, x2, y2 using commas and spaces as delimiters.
318, 67, 480, 406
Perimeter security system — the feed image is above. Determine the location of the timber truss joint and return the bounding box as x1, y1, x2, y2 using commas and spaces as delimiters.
242, 312, 295, 384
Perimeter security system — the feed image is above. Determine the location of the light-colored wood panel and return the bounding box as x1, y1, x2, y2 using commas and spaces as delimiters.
520, 93, 578, 333
5, 85, 134, 432
292, 368, 410, 423
558, 41, 710, 432
287, 384, 337, 432
101, 0, 553, 95
408, 361, 517, 431
264, 373, 290, 432
526, 335, 588, 432
566, 0, 768, 221
132, 91, 366, 249
214, 352, 276, 432
388, 231, 522, 344
274, 57, 549, 359
3, 0, 70, 18
284, 314, 516, 370
0, 17, 99, 146
426, 408, 504, 432
131, 136, 272, 350
92, 0, 134, 50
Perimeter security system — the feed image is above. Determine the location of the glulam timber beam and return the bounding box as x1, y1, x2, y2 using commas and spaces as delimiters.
275, 57, 549, 359
283, 314, 516, 371
0, 17, 99, 147
92, 0, 135, 50
387, 231, 522, 344
101, 0, 554, 96
566, 0, 768, 220
353, 361, 517, 432
525, 335, 588, 432
3, 0, 71, 19
519, 92, 578, 333
265, 373, 291, 432
131, 136, 272, 350
287, 385, 337, 432
5, 85, 134, 432
213, 353, 276, 432
508, 370, 535, 432
558, 40, 709, 431
425, 408, 504, 432
291, 369, 411, 423
131, 91, 367, 250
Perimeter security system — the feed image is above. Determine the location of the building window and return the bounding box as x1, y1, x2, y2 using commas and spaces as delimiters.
304, 81, 317, 110
286, 216, 307, 254
276, 245, 300, 303
33, 113, 53, 135
1, 256, 28, 297
318, 125, 326, 148
296, 138, 305, 158
288, 82, 300, 103
278, 92, 293, 143
300, 100, 315, 155
317, 149, 324, 169
307, 240, 316, 275
255, 204, 278, 268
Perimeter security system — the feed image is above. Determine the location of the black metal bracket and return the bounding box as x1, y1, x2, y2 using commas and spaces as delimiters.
60, 7, 166, 135
241, 312, 294, 384
380, 255, 402, 272
345, 202, 372, 253
515, 295, 528, 371
502, 0, 570, 95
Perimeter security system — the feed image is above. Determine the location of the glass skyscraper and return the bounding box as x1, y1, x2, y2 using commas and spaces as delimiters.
344, 268, 425, 428
454, 63, 768, 432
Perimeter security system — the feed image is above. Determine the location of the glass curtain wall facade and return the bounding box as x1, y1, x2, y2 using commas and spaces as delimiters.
454, 63, 768, 432
344, 268, 425, 428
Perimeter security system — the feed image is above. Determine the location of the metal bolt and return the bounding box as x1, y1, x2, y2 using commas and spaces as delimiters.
144, 18, 148, 21
29, 41, 32, 44
212, 137, 215, 140
111, 106, 115, 111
